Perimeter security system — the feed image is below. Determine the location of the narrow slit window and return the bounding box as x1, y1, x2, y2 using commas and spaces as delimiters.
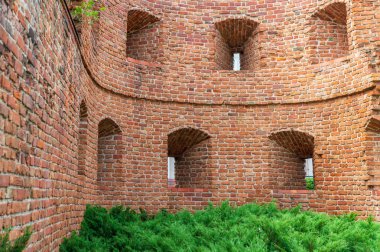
168, 157, 176, 187
304, 158, 314, 190
233, 52, 241, 71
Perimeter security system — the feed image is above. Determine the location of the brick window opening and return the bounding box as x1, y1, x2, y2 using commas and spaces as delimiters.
126, 10, 161, 62
97, 118, 122, 188
78, 101, 88, 176
215, 18, 259, 70
168, 127, 211, 188
304, 158, 314, 189
308, 3, 349, 64
365, 116, 380, 189
233, 52, 241, 71
168, 157, 176, 187
269, 129, 315, 190
304, 158, 314, 177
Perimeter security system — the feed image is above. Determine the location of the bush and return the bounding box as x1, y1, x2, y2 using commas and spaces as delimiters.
71, 0, 106, 24
60, 202, 380, 252
305, 177, 314, 190
0, 227, 31, 252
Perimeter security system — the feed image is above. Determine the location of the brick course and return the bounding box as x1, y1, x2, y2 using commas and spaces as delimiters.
1, 0, 380, 251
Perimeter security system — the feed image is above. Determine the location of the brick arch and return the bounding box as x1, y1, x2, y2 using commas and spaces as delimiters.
127, 9, 160, 33
365, 117, 380, 189
310, 0, 348, 17
307, 1, 349, 64
126, 8, 162, 62
214, 17, 260, 70
213, 15, 260, 27
168, 127, 211, 157
312, 2, 347, 25
268, 129, 315, 190
168, 127, 212, 188
98, 118, 122, 137
78, 100, 88, 176
269, 129, 314, 159
97, 118, 123, 188
215, 18, 259, 49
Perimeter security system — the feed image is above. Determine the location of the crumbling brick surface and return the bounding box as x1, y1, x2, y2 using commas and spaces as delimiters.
1, 0, 380, 251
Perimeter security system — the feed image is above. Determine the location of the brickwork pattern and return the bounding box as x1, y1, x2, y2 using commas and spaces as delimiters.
0, 0, 380, 251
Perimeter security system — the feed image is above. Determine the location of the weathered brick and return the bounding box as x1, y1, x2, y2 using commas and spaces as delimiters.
1, 0, 380, 250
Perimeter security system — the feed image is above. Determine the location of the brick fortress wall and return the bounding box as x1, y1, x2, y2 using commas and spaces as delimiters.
1, 0, 380, 251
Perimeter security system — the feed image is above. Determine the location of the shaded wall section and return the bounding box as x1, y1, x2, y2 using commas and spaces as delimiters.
308, 3, 349, 64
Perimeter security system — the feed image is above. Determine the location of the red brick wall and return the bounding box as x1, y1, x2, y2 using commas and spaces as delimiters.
78, 102, 88, 176
308, 17, 349, 64
240, 31, 260, 70
175, 139, 212, 188
269, 145, 306, 190
127, 22, 162, 62
97, 118, 124, 206
1, 0, 380, 251
215, 30, 232, 70
366, 131, 380, 187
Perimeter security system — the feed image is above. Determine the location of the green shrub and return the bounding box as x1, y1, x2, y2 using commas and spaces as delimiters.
71, 0, 106, 24
305, 177, 314, 190
0, 227, 32, 252
60, 202, 380, 252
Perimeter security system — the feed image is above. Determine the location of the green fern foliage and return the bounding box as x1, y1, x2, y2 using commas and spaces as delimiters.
0, 227, 31, 252
71, 0, 106, 24
60, 202, 380, 251
305, 177, 315, 190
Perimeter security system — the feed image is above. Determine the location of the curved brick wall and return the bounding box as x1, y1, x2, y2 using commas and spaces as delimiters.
1, 0, 380, 251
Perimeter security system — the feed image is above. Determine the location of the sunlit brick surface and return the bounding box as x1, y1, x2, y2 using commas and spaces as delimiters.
1, 0, 380, 251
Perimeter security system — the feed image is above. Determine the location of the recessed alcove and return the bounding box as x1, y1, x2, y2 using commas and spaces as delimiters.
308, 3, 349, 64
167, 127, 211, 189
97, 118, 123, 187
269, 129, 315, 190
78, 101, 88, 176
365, 116, 380, 189
214, 18, 259, 71
126, 10, 161, 63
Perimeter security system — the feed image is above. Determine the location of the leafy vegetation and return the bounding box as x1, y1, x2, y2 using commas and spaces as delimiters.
70, 0, 106, 24
60, 202, 380, 252
0, 227, 31, 252
305, 177, 314, 190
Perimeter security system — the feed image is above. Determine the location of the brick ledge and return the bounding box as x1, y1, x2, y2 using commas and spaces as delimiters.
274, 189, 315, 194
126, 57, 161, 68
168, 187, 209, 192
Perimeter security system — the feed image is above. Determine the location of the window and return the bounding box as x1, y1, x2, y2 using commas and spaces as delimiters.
215, 18, 259, 70
304, 158, 314, 190
233, 52, 241, 71
304, 158, 314, 177
168, 157, 176, 187
269, 129, 315, 190
168, 127, 211, 188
